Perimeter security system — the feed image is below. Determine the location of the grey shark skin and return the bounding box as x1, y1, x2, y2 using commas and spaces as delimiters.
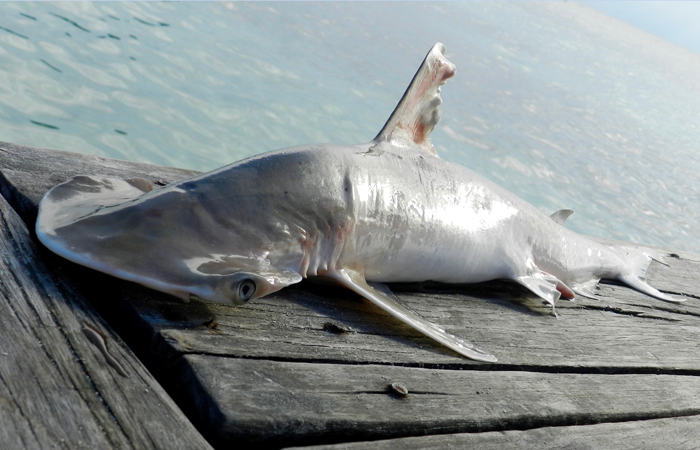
36, 43, 681, 362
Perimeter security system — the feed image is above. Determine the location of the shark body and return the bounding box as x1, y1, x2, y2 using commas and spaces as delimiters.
36, 44, 679, 361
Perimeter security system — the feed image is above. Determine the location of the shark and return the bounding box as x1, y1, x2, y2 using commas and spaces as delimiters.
35, 43, 681, 362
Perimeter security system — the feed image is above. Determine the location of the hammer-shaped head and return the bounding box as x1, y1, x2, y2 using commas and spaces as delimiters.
36, 174, 302, 305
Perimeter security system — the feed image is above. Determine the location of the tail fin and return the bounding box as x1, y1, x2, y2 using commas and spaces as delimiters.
614, 245, 683, 303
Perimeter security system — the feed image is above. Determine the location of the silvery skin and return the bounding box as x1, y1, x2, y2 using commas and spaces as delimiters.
36, 44, 679, 362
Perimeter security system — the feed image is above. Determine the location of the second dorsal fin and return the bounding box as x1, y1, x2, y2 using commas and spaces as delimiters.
374, 43, 456, 157
550, 209, 574, 225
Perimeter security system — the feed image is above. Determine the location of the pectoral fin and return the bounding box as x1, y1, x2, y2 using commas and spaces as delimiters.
325, 269, 497, 362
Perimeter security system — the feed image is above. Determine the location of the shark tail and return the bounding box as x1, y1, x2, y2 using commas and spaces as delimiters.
613, 245, 683, 303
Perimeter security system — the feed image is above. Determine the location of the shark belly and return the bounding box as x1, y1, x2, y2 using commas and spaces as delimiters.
315, 145, 522, 284
327, 145, 630, 291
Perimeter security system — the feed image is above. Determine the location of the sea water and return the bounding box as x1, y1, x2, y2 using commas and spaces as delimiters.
0, 2, 698, 254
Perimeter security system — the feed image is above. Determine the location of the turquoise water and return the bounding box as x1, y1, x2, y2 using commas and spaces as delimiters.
1, 2, 699, 253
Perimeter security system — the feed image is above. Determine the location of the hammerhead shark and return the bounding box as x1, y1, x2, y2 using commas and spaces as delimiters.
36, 43, 680, 362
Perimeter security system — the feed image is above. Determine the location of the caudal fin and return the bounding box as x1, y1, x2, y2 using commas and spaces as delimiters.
614, 246, 683, 303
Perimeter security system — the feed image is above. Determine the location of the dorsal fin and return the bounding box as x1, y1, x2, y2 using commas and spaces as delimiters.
550, 209, 574, 225
374, 43, 456, 157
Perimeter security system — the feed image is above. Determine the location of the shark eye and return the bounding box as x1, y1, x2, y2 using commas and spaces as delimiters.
237, 279, 256, 302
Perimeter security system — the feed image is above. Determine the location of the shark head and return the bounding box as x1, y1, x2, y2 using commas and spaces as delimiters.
36, 174, 303, 306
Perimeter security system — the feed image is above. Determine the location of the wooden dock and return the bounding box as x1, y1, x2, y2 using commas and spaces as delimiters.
2, 140, 700, 449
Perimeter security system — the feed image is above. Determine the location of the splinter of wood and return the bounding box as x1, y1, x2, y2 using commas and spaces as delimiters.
82, 321, 129, 378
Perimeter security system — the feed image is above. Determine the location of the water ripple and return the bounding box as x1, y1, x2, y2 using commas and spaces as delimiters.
0, 1, 697, 253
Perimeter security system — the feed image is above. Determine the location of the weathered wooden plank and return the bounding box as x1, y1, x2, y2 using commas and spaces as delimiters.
286, 414, 700, 450
40, 257, 700, 448
3, 141, 698, 369
115, 256, 700, 371
3, 141, 700, 449
0, 190, 212, 448
172, 356, 700, 448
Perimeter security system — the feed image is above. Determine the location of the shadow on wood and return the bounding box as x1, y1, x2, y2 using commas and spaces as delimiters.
2, 141, 700, 449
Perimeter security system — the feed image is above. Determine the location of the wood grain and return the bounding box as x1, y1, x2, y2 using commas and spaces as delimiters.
174, 356, 700, 448
2, 140, 700, 449
286, 415, 700, 450
0, 179, 211, 448
113, 260, 700, 371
